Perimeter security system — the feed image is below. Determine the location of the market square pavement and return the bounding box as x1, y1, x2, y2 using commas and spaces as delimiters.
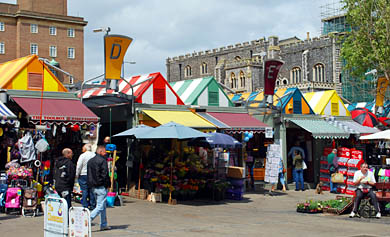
0, 187, 388, 237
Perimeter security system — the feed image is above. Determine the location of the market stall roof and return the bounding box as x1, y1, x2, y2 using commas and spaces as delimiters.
303, 90, 350, 116
0, 100, 17, 124
287, 118, 350, 139
0, 55, 67, 92
79, 72, 185, 105
141, 110, 216, 129
8, 90, 99, 125
228, 88, 313, 114
169, 77, 233, 107
346, 101, 375, 113
196, 112, 230, 129
206, 112, 270, 132
360, 129, 390, 140
326, 118, 380, 135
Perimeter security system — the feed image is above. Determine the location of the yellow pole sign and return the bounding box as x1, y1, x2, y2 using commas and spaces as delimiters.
376, 77, 388, 107
104, 35, 133, 80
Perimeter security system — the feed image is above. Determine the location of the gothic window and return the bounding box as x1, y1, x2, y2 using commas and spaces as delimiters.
235, 56, 241, 61
313, 63, 325, 82
239, 71, 245, 88
185, 65, 192, 77
231, 72, 237, 88
290, 67, 302, 84
201, 62, 208, 74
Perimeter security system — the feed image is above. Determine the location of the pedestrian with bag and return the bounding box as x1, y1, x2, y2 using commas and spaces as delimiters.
327, 149, 339, 193
53, 148, 75, 209
75, 144, 96, 210
88, 145, 111, 231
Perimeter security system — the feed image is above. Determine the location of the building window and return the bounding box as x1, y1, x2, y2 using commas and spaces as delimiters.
290, 67, 302, 84
239, 71, 245, 88
67, 28, 75, 37
231, 73, 237, 89
28, 73, 42, 90
184, 65, 191, 77
49, 46, 57, 58
30, 43, 38, 55
313, 63, 325, 82
67, 47, 75, 59
69, 76, 74, 84
235, 56, 241, 61
49, 26, 56, 35
0, 22, 4, 31
30, 24, 38, 33
201, 62, 208, 74
0, 42, 4, 54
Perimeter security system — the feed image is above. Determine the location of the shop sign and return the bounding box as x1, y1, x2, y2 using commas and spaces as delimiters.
69, 207, 91, 237
265, 127, 273, 138
44, 197, 68, 237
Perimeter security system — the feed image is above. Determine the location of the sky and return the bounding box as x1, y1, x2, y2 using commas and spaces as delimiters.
1, 0, 340, 81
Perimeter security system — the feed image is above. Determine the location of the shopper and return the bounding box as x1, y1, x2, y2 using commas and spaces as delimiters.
271, 157, 286, 192
293, 150, 304, 191
53, 148, 75, 209
288, 142, 305, 185
327, 149, 339, 193
75, 144, 96, 209
349, 162, 381, 219
88, 145, 111, 231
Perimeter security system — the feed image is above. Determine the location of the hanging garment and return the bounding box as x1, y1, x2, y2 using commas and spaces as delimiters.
18, 133, 36, 163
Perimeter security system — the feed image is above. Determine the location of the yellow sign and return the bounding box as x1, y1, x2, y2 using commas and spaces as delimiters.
376, 77, 388, 107
104, 35, 133, 80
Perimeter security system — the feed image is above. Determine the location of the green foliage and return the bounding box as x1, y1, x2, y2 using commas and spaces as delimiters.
341, 0, 390, 80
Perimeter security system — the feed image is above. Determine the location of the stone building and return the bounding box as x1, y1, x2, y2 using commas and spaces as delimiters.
166, 33, 342, 96
0, 0, 87, 84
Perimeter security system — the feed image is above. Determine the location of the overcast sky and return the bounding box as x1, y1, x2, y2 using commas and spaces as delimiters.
2, 0, 340, 81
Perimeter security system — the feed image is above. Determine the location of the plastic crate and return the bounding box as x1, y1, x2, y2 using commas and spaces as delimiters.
227, 178, 245, 187
226, 189, 243, 200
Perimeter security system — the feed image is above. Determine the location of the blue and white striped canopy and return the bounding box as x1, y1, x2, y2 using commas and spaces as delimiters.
0, 101, 17, 124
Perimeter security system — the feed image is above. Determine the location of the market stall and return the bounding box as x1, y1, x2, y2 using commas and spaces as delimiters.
303, 90, 350, 116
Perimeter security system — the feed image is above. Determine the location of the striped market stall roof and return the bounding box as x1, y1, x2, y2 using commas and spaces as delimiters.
170, 77, 233, 107
228, 88, 314, 114
346, 101, 376, 113
0, 55, 67, 92
80, 72, 185, 105
303, 90, 350, 116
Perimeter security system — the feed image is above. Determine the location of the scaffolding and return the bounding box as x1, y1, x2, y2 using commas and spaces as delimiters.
320, 1, 350, 35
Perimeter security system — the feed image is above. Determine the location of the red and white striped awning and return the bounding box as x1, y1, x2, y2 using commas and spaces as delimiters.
79, 72, 184, 105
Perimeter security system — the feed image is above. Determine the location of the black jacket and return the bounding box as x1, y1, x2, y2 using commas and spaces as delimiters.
53, 156, 75, 191
87, 153, 110, 188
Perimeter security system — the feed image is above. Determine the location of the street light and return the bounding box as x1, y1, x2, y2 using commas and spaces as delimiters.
93, 27, 111, 35
122, 61, 136, 78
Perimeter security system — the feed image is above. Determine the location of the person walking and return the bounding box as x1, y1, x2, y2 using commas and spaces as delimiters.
53, 148, 75, 209
327, 149, 339, 193
75, 144, 96, 209
293, 150, 305, 191
88, 145, 111, 231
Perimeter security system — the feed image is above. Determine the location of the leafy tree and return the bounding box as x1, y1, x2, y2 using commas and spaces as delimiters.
341, 0, 390, 81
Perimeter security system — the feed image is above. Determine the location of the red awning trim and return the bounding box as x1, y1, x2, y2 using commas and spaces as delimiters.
206, 112, 270, 131
225, 129, 265, 134
29, 120, 98, 126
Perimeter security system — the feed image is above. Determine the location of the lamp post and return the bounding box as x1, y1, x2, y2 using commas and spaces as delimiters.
122, 61, 136, 78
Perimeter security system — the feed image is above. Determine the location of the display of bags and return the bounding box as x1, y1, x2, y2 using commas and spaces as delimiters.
331, 172, 344, 184
302, 161, 307, 170
18, 133, 36, 163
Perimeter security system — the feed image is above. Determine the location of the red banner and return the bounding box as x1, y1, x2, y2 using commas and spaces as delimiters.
264, 59, 284, 95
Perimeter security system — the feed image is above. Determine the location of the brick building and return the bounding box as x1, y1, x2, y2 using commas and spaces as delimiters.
0, 0, 87, 83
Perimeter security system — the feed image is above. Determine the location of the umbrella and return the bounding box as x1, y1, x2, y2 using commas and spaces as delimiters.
378, 117, 390, 127
136, 121, 209, 140
351, 108, 378, 127
360, 129, 390, 140
113, 124, 154, 138
189, 132, 242, 148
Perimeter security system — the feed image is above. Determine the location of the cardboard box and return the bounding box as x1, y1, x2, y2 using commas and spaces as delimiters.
227, 166, 245, 179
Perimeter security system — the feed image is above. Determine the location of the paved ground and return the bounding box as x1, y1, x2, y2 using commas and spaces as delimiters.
1, 188, 389, 237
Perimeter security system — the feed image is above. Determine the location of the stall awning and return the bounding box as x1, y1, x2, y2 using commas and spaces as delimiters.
288, 118, 350, 139
196, 112, 230, 129
0, 100, 17, 124
327, 119, 380, 135
142, 110, 216, 129
206, 112, 270, 132
12, 97, 99, 125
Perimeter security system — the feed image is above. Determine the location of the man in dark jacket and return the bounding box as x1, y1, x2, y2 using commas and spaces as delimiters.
53, 148, 75, 209
88, 145, 111, 231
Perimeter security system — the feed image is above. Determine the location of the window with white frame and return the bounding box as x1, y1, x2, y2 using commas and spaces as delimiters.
0, 42, 4, 54
67, 28, 75, 37
201, 62, 207, 74
184, 65, 191, 77
49, 26, 56, 35
239, 71, 245, 88
67, 47, 75, 59
30, 24, 38, 33
231, 72, 237, 89
0, 22, 4, 31
290, 67, 302, 84
313, 63, 325, 82
69, 76, 74, 84
49, 46, 57, 57
30, 43, 38, 55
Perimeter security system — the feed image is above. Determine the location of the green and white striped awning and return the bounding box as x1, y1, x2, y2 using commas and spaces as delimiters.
287, 118, 350, 139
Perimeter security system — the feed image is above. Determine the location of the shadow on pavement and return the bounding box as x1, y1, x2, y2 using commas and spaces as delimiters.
91, 224, 130, 233
177, 197, 253, 206
0, 214, 20, 221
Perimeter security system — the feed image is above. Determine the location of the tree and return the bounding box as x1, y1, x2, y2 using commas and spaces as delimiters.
341, 0, 390, 82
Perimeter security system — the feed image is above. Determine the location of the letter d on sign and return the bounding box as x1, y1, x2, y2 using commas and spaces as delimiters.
110, 44, 122, 59
104, 35, 133, 80
263, 59, 284, 95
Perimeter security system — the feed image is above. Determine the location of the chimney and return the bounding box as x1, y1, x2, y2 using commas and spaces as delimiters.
306, 32, 310, 40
